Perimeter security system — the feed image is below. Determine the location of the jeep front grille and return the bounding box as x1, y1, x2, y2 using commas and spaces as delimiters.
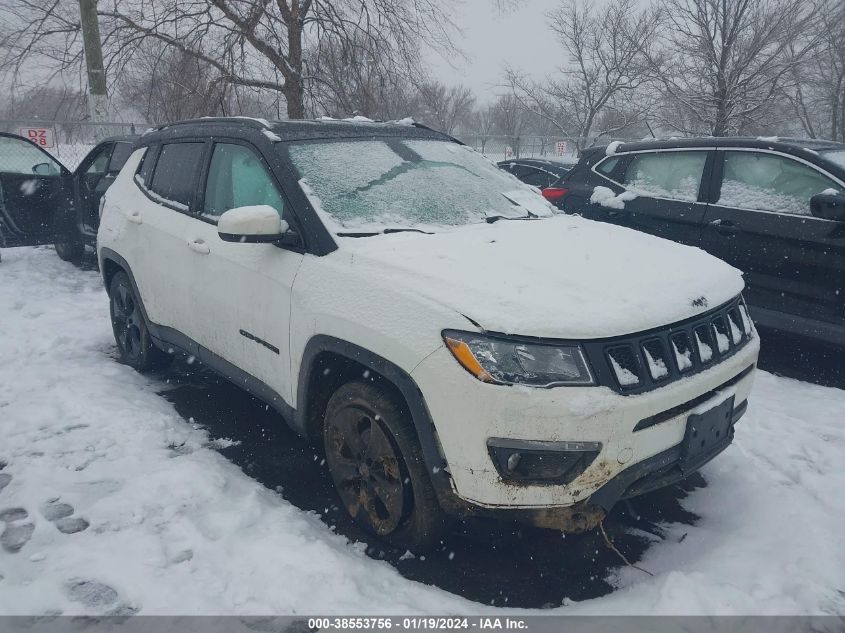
582, 296, 754, 395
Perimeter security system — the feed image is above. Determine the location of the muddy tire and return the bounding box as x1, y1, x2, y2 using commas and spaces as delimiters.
323, 380, 447, 552
108, 271, 171, 371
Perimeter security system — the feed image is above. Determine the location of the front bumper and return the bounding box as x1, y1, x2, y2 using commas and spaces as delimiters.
410, 331, 759, 517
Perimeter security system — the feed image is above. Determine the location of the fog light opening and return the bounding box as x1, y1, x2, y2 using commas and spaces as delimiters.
506, 452, 522, 473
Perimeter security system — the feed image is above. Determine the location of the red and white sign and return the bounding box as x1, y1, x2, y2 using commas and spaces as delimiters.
555, 140, 568, 156
20, 127, 55, 149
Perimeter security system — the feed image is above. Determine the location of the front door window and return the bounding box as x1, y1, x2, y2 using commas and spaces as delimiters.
718, 152, 839, 216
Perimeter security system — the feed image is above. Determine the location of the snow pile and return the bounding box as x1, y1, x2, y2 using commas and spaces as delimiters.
643, 348, 669, 380
590, 185, 638, 210
718, 180, 811, 216
672, 341, 693, 371
0, 247, 473, 616
627, 175, 700, 202
609, 356, 639, 386
605, 141, 624, 156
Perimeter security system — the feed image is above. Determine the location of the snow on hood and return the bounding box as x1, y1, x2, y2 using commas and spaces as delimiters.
344, 215, 745, 339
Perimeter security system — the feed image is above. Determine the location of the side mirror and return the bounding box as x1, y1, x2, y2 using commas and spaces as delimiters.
32, 162, 54, 176
218, 205, 293, 243
810, 192, 845, 222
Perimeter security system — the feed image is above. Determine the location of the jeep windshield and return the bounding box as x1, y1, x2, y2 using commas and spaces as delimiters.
287, 138, 553, 233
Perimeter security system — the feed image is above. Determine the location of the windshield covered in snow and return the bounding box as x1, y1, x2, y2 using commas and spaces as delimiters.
287, 138, 553, 232
820, 149, 845, 169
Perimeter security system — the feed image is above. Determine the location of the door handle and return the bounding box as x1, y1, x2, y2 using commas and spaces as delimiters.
127, 210, 143, 225
709, 218, 739, 236
187, 238, 210, 255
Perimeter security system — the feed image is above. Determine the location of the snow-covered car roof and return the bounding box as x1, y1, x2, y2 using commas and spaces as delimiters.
580, 136, 845, 175
143, 117, 453, 144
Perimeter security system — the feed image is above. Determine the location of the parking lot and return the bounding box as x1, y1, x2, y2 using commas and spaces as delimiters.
1, 246, 843, 615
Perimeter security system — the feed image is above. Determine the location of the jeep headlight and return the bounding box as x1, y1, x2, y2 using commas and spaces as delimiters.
442, 330, 594, 387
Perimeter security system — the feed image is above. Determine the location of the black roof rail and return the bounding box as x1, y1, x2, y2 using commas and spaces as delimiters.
154, 117, 273, 132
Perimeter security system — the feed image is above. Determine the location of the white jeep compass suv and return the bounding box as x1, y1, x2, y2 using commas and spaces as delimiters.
97, 117, 759, 550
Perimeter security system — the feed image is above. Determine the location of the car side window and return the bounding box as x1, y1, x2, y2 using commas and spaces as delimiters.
202, 143, 285, 220
596, 156, 620, 176
520, 168, 553, 188
148, 142, 204, 210
85, 144, 113, 175
718, 151, 840, 216
622, 151, 707, 202
0, 135, 63, 175
108, 142, 134, 173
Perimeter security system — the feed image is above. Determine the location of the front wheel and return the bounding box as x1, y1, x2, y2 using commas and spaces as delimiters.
109, 271, 171, 371
323, 381, 447, 552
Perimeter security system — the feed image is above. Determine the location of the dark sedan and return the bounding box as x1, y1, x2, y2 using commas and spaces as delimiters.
497, 158, 575, 199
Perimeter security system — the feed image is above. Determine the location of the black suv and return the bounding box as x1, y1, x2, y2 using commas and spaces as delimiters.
556, 137, 845, 345
0, 132, 137, 262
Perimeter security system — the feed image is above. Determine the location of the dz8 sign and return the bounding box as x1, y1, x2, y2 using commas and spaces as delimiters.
20, 127, 56, 149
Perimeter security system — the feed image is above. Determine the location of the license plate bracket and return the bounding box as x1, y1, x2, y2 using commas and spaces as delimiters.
679, 395, 736, 474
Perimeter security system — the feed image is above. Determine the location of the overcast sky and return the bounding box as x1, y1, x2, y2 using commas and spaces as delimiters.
425, 0, 563, 103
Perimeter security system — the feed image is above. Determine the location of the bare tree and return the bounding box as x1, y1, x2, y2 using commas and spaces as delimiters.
0, 0, 458, 120
304, 30, 423, 120
417, 81, 475, 134
492, 94, 526, 157
468, 104, 497, 153
652, 0, 820, 136
118, 45, 229, 122
0, 85, 87, 121
783, 2, 845, 140
505, 0, 658, 150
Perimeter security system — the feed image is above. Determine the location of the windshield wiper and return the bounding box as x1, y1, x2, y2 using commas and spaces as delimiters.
337, 227, 435, 238
484, 213, 538, 223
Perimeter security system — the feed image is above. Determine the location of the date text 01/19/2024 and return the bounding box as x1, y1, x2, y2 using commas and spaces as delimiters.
306, 618, 529, 630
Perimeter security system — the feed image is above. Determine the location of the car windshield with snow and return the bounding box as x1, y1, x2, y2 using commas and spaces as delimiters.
287, 138, 552, 233
95, 117, 760, 551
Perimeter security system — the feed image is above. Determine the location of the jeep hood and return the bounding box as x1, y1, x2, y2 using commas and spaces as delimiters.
343, 215, 745, 339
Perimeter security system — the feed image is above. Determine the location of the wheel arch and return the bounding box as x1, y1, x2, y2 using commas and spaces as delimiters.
99, 248, 153, 326
296, 335, 455, 505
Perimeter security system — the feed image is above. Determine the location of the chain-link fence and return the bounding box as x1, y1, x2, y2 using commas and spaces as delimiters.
454, 133, 642, 162
0, 120, 146, 171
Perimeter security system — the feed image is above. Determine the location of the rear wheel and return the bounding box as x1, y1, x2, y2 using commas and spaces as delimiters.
109, 271, 171, 371
323, 381, 447, 552
54, 238, 84, 264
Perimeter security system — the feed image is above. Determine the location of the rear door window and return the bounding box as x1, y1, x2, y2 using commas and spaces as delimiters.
622, 151, 707, 202
148, 142, 204, 209
718, 151, 840, 216
519, 168, 554, 188
85, 144, 113, 175
108, 142, 134, 173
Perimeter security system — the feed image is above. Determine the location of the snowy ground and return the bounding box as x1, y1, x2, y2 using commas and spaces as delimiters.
0, 246, 844, 616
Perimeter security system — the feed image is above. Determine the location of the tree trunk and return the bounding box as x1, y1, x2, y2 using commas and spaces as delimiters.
285, 4, 305, 119
284, 77, 305, 119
